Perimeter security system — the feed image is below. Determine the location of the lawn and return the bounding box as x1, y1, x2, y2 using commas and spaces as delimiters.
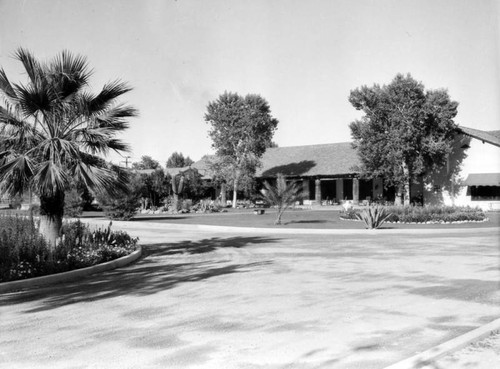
128, 208, 500, 230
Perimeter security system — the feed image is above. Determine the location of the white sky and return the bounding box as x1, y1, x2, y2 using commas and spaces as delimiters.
1, 0, 499, 166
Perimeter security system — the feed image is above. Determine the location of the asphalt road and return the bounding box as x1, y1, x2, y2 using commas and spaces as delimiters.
1, 222, 499, 369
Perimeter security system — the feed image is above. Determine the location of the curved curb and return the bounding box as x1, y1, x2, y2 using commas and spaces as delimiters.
85, 218, 499, 236
0, 245, 142, 294
383, 317, 500, 369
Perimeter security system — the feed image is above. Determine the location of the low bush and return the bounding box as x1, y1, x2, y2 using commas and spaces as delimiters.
0, 215, 138, 282
340, 205, 486, 223
192, 199, 225, 213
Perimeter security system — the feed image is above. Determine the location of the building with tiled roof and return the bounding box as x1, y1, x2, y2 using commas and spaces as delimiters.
192, 125, 500, 209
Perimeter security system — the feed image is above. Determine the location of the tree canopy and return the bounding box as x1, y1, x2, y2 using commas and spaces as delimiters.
132, 155, 160, 170
349, 73, 458, 205
0, 48, 136, 245
205, 92, 278, 207
166, 151, 194, 168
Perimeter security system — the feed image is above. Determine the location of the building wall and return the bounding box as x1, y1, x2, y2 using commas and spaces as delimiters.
424, 135, 500, 210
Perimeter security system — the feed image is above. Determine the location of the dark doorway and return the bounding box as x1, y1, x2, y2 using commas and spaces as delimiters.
359, 179, 372, 201
344, 179, 353, 200
321, 180, 337, 202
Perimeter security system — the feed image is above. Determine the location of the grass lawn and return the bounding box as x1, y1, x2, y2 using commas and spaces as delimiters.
3, 207, 499, 229
128, 208, 500, 230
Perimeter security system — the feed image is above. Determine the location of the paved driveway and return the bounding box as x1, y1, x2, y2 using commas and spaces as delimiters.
1, 222, 499, 369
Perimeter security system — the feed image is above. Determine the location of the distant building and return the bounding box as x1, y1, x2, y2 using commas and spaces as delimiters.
192, 126, 500, 209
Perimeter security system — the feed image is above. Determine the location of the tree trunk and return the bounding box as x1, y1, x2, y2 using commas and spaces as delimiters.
395, 185, 403, 206
402, 161, 411, 206
39, 214, 63, 248
220, 183, 227, 205
403, 178, 411, 206
232, 180, 238, 208
173, 193, 179, 212
275, 207, 284, 225
39, 191, 65, 248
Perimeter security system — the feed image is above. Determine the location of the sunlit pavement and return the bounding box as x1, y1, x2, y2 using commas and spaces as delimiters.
1, 222, 499, 369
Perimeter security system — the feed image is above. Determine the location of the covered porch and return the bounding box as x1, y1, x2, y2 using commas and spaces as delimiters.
300, 176, 385, 205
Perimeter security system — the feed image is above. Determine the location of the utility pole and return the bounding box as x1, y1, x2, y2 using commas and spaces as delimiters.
121, 156, 131, 168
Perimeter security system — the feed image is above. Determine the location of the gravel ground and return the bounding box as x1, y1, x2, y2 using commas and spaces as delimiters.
1, 223, 499, 369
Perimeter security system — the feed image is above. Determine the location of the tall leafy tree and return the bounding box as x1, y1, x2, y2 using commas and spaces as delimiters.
349, 74, 458, 205
0, 48, 136, 245
166, 151, 194, 168
131, 155, 159, 170
205, 92, 278, 208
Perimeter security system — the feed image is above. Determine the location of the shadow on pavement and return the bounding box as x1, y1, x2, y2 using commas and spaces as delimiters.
0, 236, 280, 313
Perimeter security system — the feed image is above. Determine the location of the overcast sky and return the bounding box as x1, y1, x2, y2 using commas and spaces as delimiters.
1, 0, 499, 166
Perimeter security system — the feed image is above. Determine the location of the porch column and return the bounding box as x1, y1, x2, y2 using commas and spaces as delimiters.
336, 179, 344, 202
302, 179, 310, 202
315, 179, 322, 204
353, 178, 359, 205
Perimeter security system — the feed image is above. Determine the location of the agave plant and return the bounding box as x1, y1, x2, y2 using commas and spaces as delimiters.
0, 48, 137, 247
260, 173, 303, 225
356, 206, 392, 229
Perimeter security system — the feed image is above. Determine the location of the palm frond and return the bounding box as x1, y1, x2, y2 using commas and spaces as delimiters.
33, 160, 70, 195
48, 50, 91, 100
73, 161, 128, 196
0, 68, 17, 101
0, 155, 35, 196
95, 104, 137, 128
14, 81, 52, 116
14, 48, 45, 87
87, 80, 133, 114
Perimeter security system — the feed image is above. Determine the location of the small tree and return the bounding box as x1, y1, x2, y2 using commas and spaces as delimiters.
205, 92, 278, 208
349, 74, 459, 205
166, 152, 194, 168
260, 174, 302, 225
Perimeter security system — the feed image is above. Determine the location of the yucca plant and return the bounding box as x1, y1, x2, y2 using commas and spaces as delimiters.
260, 173, 302, 225
0, 48, 137, 247
356, 206, 392, 229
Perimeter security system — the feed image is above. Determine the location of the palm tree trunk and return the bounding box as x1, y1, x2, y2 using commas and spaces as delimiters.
39, 214, 63, 248
173, 193, 179, 212
39, 191, 65, 248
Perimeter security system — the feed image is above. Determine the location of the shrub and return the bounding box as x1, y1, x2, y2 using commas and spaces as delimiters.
192, 199, 224, 213
356, 206, 392, 229
0, 215, 138, 282
340, 205, 486, 224
384, 205, 485, 223
97, 192, 140, 220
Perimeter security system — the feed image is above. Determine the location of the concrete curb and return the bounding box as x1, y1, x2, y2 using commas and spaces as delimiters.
0, 246, 142, 294
383, 317, 500, 369
85, 218, 499, 236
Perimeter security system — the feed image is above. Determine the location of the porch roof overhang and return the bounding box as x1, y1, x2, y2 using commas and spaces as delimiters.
463, 173, 500, 186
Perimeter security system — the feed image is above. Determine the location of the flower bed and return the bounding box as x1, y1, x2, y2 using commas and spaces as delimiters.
340, 205, 487, 224
0, 215, 138, 282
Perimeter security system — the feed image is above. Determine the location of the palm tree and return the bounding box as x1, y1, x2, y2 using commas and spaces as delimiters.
0, 48, 137, 246
260, 173, 303, 225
